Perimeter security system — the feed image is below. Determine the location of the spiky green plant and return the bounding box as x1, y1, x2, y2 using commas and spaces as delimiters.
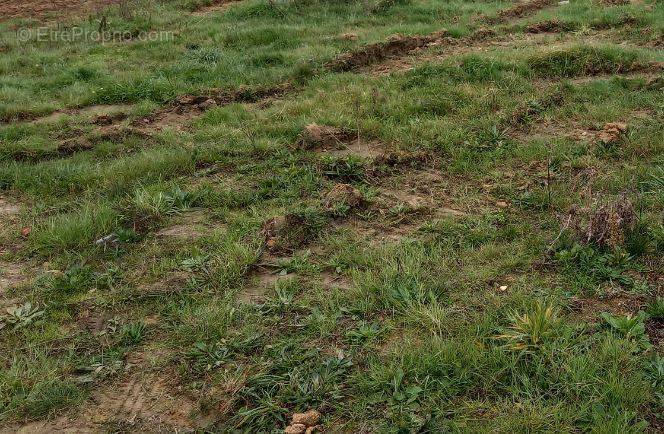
497, 300, 560, 355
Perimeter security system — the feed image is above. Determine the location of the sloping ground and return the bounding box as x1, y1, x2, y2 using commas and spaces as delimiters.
0, 0, 663, 432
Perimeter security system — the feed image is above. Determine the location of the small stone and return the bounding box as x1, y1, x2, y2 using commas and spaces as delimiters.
499, 285, 508, 291
284, 424, 307, 434
496, 201, 509, 208
292, 410, 321, 427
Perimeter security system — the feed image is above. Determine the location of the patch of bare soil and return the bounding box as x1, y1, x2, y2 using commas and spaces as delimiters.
133, 84, 292, 132
155, 210, 218, 240
192, 0, 242, 16
327, 31, 452, 72
297, 123, 385, 159
568, 293, 646, 322
0, 197, 21, 219
486, 0, 557, 24
138, 272, 192, 297
3, 104, 133, 126
238, 265, 294, 304
16, 358, 199, 433
364, 31, 556, 76
342, 169, 470, 244
297, 124, 356, 150
323, 183, 365, 211
379, 182, 467, 219
526, 19, 573, 34
321, 272, 352, 291
261, 214, 320, 254
0, 0, 120, 21
646, 317, 663, 347
0, 261, 26, 294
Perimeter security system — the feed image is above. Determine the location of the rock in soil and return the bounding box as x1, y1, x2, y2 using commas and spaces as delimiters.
291, 410, 321, 427
297, 123, 355, 150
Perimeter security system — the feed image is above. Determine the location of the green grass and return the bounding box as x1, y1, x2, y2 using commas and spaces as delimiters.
0, 0, 662, 431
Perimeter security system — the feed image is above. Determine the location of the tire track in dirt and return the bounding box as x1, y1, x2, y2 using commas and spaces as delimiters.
326, 0, 559, 73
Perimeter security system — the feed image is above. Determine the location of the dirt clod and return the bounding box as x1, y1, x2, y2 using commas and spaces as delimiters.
327, 31, 450, 72
261, 213, 320, 252
323, 183, 364, 211
340, 32, 359, 41
487, 0, 556, 24
372, 150, 431, 170
598, 122, 628, 145
91, 112, 127, 126
297, 124, 356, 150
292, 410, 321, 426
526, 19, 569, 33
285, 424, 307, 434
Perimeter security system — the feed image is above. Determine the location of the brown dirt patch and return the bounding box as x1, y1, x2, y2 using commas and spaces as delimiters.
0, 261, 28, 294
323, 183, 365, 211
380, 186, 467, 219
321, 272, 352, 291
16, 364, 199, 432
137, 272, 193, 297
192, 0, 242, 15
568, 293, 646, 322
297, 124, 385, 159
526, 19, 573, 34
297, 124, 357, 150
133, 84, 292, 132
0, 197, 21, 219
645, 317, 663, 347
0, 0, 120, 22
3, 104, 133, 126
261, 214, 320, 253
486, 0, 557, 24
238, 266, 295, 304
155, 211, 218, 240
327, 31, 452, 72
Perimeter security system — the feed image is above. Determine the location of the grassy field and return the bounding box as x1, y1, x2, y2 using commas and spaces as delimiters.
0, 0, 662, 432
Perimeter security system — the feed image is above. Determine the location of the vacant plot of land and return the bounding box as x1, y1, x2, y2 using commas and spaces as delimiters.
0, 0, 121, 21
0, 0, 662, 432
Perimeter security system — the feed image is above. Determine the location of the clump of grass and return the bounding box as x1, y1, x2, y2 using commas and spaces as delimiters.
120, 321, 146, 346
496, 300, 561, 355
646, 298, 664, 319
528, 46, 644, 78
130, 185, 198, 220
30, 203, 119, 254
320, 155, 367, 183
563, 194, 636, 250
